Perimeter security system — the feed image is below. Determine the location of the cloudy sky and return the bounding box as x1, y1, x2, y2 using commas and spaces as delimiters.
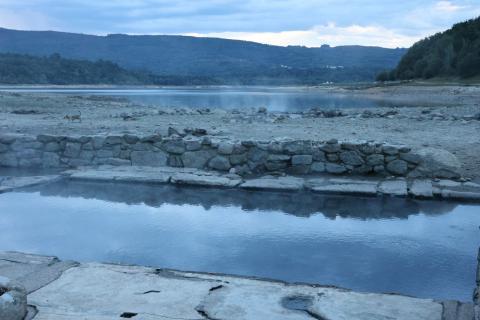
1, 0, 479, 48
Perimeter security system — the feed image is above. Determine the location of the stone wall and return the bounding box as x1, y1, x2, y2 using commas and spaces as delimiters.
0, 133, 461, 179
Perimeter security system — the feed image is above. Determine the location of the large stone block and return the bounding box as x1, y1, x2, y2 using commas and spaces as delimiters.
291, 155, 313, 165
217, 142, 234, 155
0, 153, 18, 167
131, 151, 168, 166
247, 147, 269, 163
182, 150, 215, 169
208, 156, 231, 171
366, 154, 384, 166
283, 140, 312, 154
42, 152, 60, 168
386, 159, 408, 175
64, 142, 82, 158
339, 151, 364, 166
326, 163, 347, 174
162, 139, 186, 154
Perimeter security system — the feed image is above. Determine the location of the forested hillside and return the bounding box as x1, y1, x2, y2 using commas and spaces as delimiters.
0, 28, 406, 83
377, 17, 480, 81
0, 53, 216, 85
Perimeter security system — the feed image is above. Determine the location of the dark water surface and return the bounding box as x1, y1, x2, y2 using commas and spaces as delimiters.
0, 180, 478, 302
0, 86, 405, 111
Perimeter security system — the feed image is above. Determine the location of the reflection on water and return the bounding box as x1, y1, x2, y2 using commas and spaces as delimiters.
0, 86, 406, 111
0, 180, 478, 302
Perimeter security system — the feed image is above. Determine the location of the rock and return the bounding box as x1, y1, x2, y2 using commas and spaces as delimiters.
378, 179, 408, 196
320, 143, 341, 153
208, 156, 231, 171
310, 162, 326, 173
366, 154, 384, 166
64, 142, 82, 158
123, 134, 139, 144
265, 161, 288, 171
0, 143, 8, 153
247, 147, 269, 163
382, 145, 399, 155
409, 180, 433, 198
0, 277, 27, 320
0, 153, 18, 167
326, 153, 339, 162
42, 152, 60, 168
131, 151, 168, 166
414, 148, 461, 179
386, 160, 408, 175
240, 176, 304, 191
182, 150, 214, 169
283, 140, 312, 154
184, 139, 202, 151
217, 142, 234, 155
44, 141, 60, 152
340, 151, 364, 166
291, 155, 313, 165
168, 155, 183, 167
229, 153, 247, 165
312, 149, 326, 161
267, 154, 290, 162
400, 152, 422, 164
168, 127, 182, 137
92, 136, 106, 149
162, 139, 186, 154
171, 172, 241, 187
325, 163, 347, 174
104, 136, 124, 146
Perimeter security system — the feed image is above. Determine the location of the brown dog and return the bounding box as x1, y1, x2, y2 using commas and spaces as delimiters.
64, 112, 82, 122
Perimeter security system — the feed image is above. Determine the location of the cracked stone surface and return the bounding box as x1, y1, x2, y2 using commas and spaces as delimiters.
0, 252, 78, 294
25, 260, 447, 320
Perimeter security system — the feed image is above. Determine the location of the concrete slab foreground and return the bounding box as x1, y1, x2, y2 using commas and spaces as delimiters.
28, 262, 445, 320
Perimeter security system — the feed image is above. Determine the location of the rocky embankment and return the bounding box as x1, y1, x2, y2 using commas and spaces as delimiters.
0, 132, 463, 179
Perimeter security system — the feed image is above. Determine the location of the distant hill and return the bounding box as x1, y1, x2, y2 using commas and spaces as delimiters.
378, 17, 480, 81
0, 53, 217, 85
0, 28, 407, 84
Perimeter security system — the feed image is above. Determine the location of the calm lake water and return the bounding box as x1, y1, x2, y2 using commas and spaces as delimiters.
0, 180, 478, 302
0, 86, 404, 112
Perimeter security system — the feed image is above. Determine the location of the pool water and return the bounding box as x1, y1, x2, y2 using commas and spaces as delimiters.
0, 180, 478, 302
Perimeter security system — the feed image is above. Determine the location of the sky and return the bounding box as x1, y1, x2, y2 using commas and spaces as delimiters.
0, 0, 479, 48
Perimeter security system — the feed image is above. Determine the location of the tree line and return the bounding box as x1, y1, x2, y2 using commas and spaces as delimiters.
377, 16, 480, 81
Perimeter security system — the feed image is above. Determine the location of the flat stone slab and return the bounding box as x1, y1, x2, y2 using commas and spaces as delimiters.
306, 178, 378, 196
171, 172, 242, 187
240, 176, 305, 191
0, 175, 60, 193
378, 179, 408, 196
60, 166, 480, 202
27, 261, 445, 320
409, 179, 434, 198
0, 252, 78, 294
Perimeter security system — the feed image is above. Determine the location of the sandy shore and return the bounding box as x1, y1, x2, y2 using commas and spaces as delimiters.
0, 84, 479, 179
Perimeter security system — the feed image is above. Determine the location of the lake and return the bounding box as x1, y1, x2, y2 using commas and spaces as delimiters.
0, 86, 407, 112
0, 180, 478, 302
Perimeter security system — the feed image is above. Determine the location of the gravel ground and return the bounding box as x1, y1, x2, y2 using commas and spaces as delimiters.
0, 85, 479, 179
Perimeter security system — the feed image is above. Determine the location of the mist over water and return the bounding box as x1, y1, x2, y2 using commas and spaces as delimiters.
0, 86, 402, 112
